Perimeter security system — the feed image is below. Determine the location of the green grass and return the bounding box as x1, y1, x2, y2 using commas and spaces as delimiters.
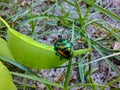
0, 0, 120, 90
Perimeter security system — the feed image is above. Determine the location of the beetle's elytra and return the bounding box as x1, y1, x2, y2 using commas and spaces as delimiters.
54, 39, 74, 59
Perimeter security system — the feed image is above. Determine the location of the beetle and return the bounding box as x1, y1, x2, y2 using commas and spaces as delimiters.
54, 38, 74, 60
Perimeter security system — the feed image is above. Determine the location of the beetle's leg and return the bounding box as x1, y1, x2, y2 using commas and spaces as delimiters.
55, 52, 58, 55
60, 57, 62, 61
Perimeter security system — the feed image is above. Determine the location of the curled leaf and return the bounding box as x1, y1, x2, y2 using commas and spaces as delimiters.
0, 17, 91, 69
8, 29, 91, 69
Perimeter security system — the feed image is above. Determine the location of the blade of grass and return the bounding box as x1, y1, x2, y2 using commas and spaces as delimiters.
83, 0, 120, 21
74, 0, 84, 27
0, 55, 63, 88
13, 79, 36, 88
11, 72, 63, 89
91, 39, 120, 52
64, 0, 75, 6
101, 77, 120, 90
94, 22, 120, 42
58, 1, 67, 16
23, 15, 59, 24
43, 2, 56, 15
23, 77, 27, 90
110, 30, 120, 42
16, 21, 31, 32
78, 60, 84, 83
0, 55, 37, 76
81, 52, 120, 66
0, 0, 11, 3
94, 45, 120, 76
88, 76, 98, 90
69, 83, 108, 89
83, 4, 92, 20
86, 36, 92, 75
11, 10, 30, 22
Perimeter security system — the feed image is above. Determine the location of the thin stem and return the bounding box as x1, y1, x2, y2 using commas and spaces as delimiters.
64, 58, 72, 90
74, 0, 84, 27
64, 0, 75, 6
0, 17, 11, 30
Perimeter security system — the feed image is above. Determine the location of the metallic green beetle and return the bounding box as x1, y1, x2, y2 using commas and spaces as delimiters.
54, 39, 74, 60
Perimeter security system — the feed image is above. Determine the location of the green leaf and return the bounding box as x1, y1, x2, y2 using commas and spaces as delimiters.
0, 61, 17, 90
8, 28, 91, 69
78, 61, 84, 83
0, 38, 13, 59
0, 17, 91, 69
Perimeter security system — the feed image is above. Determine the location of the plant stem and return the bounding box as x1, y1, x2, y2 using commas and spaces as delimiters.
74, 0, 84, 27
64, 58, 72, 90
0, 17, 11, 30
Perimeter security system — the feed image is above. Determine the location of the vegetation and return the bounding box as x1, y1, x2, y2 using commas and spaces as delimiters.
0, 0, 120, 90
